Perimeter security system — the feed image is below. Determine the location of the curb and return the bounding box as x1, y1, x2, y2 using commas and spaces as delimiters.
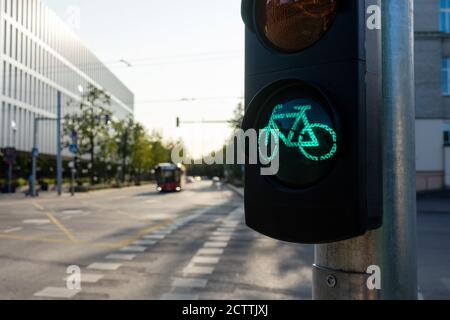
226, 183, 244, 198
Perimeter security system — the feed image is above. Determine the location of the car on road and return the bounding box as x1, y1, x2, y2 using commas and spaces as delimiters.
186, 176, 195, 183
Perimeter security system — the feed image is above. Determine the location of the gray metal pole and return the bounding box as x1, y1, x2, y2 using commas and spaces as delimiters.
31, 119, 38, 197
56, 91, 62, 196
7, 163, 12, 194
71, 156, 75, 197
378, 0, 418, 299
313, 0, 417, 300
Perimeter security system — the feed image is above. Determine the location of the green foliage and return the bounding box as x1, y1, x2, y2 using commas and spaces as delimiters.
63, 85, 174, 186
63, 85, 112, 184
229, 102, 244, 130
16, 178, 28, 187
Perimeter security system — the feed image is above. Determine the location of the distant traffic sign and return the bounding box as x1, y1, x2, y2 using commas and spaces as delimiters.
32, 148, 39, 158
69, 144, 78, 155
71, 130, 78, 144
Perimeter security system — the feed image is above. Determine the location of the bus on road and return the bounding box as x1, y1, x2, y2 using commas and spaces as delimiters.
155, 163, 186, 192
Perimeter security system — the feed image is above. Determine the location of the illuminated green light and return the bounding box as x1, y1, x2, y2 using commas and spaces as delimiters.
258, 104, 338, 163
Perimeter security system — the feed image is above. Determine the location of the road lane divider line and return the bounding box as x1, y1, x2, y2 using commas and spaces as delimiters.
3, 227, 23, 233
117, 219, 173, 248
87, 263, 122, 271
161, 207, 243, 300
119, 246, 147, 253
172, 278, 208, 289
34, 287, 80, 299
0, 233, 71, 244
33, 202, 79, 243
192, 256, 221, 265
106, 254, 136, 261
64, 273, 104, 284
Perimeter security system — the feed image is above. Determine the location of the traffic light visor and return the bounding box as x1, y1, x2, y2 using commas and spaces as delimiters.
255, 0, 338, 53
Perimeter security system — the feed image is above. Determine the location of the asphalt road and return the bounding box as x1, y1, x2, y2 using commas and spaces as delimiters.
0, 181, 313, 300
0, 182, 449, 300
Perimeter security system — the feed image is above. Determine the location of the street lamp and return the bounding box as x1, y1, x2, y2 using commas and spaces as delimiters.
30, 91, 63, 197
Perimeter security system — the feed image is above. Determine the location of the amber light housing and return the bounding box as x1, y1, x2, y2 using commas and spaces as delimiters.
255, 0, 338, 53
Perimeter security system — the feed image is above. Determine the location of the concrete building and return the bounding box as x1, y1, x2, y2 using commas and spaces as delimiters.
0, 0, 133, 158
415, 0, 450, 191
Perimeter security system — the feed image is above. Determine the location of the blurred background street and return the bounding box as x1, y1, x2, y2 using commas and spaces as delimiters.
0, 181, 447, 300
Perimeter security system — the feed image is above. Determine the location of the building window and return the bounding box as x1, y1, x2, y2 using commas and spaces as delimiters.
443, 58, 450, 95
441, 0, 450, 32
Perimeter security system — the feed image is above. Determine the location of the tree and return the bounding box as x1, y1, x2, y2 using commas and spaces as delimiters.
130, 123, 152, 184
147, 130, 172, 167
63, 84, 112, 185
112, 117, 135, 183
229, 102, 244, 130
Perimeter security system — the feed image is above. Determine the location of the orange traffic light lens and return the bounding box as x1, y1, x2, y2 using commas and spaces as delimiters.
255, 0, 338, 53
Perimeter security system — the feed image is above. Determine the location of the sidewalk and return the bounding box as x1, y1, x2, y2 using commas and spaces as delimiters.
226, 183, 244, 197
0, 183, 156, 202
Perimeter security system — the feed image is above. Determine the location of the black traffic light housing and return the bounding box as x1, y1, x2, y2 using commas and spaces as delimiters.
241, 0, 382, 244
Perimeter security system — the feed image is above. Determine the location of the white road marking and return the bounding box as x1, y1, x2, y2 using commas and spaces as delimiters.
34, 287, 80, 299
64, 273, 104, 284
161, 293, 199, 300
61, 210, 83, 215
418, 292, 425, 300
87, 263, 122, 271
183, 265, 215, 275
120, 246, 147, 253
197, 248, 224, 255
144, 235, 165, 240
209, 236, 231, 242
217, 228, 235, 233
23, 219, 51, 225
160, 227, 177, 232
3, 227, 23, 233
192, 256, 220, 265
172, 278, 208, 289
106, 254, 136, 261
154, 231, 172, 236
133, 240, 157, 246
212, 231, 233, 235
204, 241, 228, 248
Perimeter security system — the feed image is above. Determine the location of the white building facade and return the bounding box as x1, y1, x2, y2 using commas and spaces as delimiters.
0, 0, 133, 157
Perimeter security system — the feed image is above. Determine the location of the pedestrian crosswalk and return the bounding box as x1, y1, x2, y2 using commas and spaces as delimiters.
31, 206, 216, 299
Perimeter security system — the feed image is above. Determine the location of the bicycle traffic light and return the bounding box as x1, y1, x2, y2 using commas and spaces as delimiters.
241, 0, 383, 244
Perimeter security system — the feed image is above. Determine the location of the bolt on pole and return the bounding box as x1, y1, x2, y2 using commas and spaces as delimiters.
313, 0, 417, 300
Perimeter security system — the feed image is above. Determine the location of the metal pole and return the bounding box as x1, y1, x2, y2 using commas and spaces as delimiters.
7, 163, 12, 194
31, 119, 38, 197
56, 91, 62, 196
313, 0, 417, 300
71, 156, 75, 196
378, 0, 418, 299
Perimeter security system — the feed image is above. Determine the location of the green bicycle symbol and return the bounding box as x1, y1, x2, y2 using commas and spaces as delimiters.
258, 104, 338, 162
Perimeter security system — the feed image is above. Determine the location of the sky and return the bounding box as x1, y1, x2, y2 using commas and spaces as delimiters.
44, 0, 245, 158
